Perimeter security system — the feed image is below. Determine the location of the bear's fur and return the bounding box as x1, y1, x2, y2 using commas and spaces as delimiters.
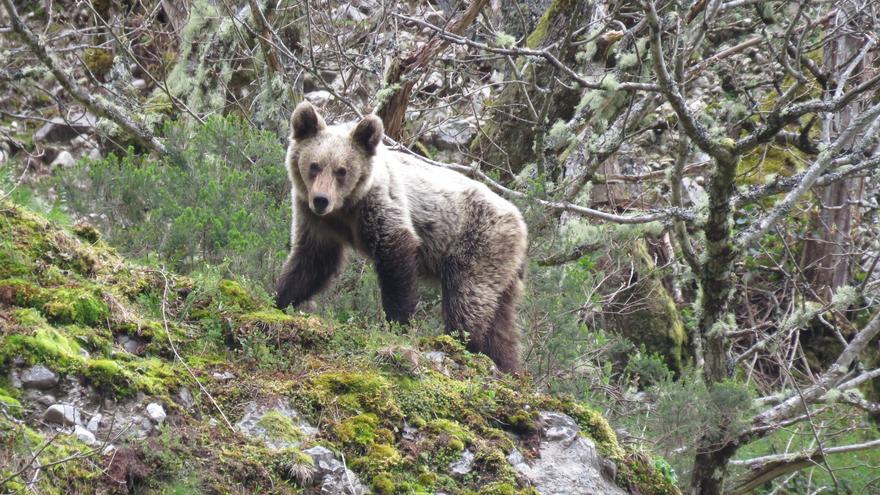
275, 102, 528, 372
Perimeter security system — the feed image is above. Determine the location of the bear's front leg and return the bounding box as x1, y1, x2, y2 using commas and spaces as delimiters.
275, 227, 344, 310
359, 208, 420, 325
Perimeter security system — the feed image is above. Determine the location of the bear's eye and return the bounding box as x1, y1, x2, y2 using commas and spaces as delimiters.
309, 163, 321, 174
334, 168, 347, 178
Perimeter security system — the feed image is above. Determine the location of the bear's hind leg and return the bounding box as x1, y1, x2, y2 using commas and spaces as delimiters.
484, 278, 522, 372
441, 265, 506, 368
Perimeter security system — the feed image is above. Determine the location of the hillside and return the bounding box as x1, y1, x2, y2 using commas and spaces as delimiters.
0, 202, 678, 494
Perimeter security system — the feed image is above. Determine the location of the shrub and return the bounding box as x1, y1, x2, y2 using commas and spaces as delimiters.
56, 115, 290, 289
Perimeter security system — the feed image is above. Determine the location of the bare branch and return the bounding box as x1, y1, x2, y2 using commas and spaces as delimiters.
1, 0, 167, 155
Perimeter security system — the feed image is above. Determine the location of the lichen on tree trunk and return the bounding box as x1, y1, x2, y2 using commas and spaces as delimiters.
472, 0, 596, 173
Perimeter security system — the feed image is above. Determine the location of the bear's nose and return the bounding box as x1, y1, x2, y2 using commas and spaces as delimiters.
313, 195, 330, 213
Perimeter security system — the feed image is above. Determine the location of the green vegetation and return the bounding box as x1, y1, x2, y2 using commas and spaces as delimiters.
0, 201, 678, 494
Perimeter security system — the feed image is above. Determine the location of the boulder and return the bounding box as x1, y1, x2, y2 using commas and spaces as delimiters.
33, 114, 97, 143
236, 400, 317, 450
20, 365, 59, 389
43, 404, 81, 426
73, 425, 97, 445
302, 445, 368, 495
508, 412, 626, 495
50, 151, 76, 169
146, 402, 166, 425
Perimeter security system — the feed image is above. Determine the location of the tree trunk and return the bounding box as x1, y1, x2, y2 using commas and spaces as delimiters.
801, 4, 873, 300
472, 0, 596, 173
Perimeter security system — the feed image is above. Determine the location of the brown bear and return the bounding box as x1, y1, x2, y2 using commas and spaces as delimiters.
275, 102, 528, 372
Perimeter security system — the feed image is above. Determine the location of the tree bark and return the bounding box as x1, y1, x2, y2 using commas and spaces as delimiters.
801, 3, 874, 300
377, 0, 489, 140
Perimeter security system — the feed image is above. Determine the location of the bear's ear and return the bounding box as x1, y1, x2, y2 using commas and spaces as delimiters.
351, 115, 384, 155
290, 102, 325, 141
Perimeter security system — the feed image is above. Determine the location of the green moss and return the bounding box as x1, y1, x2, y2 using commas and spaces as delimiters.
41, 288, 109, 327
0, 386, 22, 415
371, 472, 396, 495
84, 48, 113, 79
336, 413, 380, 448
234, 310, 332, 347
605, 240, 687, 373
72, 222, 101, 243
217, 279, 257, 311
526, 0, 574, 49
310, 371, 401, 418
0, 278, 40, 306
255, 411, 303, 443
616, 452, 680, 495
563, 402, 624, 458
354, 443, 402, 474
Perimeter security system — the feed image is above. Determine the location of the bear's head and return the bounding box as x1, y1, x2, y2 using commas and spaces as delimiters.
287, 102, 384, 216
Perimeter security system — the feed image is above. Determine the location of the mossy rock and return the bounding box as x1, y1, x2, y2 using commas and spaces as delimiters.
605, 240, 688, 374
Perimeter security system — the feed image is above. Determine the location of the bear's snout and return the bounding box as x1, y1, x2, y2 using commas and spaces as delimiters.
312, 194, 330, 214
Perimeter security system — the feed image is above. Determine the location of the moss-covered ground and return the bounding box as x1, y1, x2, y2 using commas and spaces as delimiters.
0, 202, 679, 494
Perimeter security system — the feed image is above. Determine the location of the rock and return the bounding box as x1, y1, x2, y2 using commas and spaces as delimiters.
683, 177, 707, 206
509, 411, 626, 495
333, 3, 369, 22
304, 90, 332, 107
449, 449, 474, 475
146, 402, 166, 425
87, 147, 103, 161
43, 404, 81, 426
176, 387, 195, 410
431, 118, 474, 151
21, 365, 60, 390
23, 389, 56, 407
87, 413, 102, 433
132, 79, 147, 90
236, 400, 317, 450
8, 369, 22, 389
50, 151, 77, 169
73, 425, 97, 445
117, 334, 145, 354
33, 114, 97, 143
212, 371, 235, 382
302, 445, 368, 494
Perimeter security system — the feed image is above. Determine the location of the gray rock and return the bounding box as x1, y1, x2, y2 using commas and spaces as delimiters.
20, 365, 59, 389
132, 79, 147, 90
509, 411, 627, 495
43, 404, 81, 426
212, 371, 235, 382
23, 389, 56, 407
73, 425, 97, 445
449, 449, 474, 475
146, 402, 166, 425
236, 400, 317, 450
432, 118, 474, 151
87, 147, 103, 161
8, 369, 22, 389
305, 90, 332, 107
302, 446, 368, 495
87, 413, 102, 433
333, 3, 369, 22
33, 114, 97, 143
117, 334, 145, 354
50, 151, 76, 169
176, 387, 195, 409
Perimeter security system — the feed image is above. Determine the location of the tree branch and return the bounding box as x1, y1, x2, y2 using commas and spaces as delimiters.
1, 0, 167, 155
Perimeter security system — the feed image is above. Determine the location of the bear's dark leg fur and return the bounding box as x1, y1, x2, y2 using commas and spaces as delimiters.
440, 263, 517, 370
358, 203, 420, 324
275, 230, 343, 310
372, 229, 420, 323
484, 278, 522, 372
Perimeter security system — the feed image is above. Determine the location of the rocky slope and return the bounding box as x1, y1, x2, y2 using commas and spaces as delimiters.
0, 202, 678, 495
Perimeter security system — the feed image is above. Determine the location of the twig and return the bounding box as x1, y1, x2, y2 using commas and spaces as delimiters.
151, 269, 234, 431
